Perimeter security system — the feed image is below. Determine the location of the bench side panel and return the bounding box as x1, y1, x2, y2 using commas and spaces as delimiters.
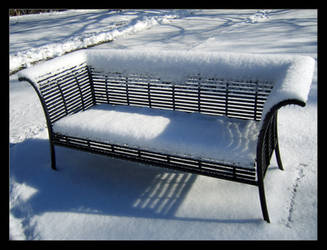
36, 63, 95, 125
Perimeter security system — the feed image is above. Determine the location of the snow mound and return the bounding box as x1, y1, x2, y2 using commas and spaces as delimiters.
10, 11, 183, 74
246, 10, 271, 23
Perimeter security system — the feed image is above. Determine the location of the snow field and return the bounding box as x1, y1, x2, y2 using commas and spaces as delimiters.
9, 9, 317, 240
10, 9, 189, 74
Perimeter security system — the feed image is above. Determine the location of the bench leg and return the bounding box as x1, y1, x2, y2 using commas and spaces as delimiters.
274, 113, 284, 171
50, 142, 57, 170
258, 180, 270, 223
275, 142, 284, 171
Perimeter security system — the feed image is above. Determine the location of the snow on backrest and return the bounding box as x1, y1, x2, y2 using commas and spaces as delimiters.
18, 49, 315, 122
86, 49, 314, 121
18, 51, 87, 86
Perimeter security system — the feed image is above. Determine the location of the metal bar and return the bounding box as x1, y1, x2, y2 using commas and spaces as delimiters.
273, 113, 284, 170
198, 76, 201, 112
225, 81, 229, 116
52, 133, 257, 185
254, 81, 259, 121
147, 79, 152, 108
105, 74, 110, 104
74, 72, 85, 111
125, 76, 130, 105
18, 77, 57, 170
56, 83, 68, 115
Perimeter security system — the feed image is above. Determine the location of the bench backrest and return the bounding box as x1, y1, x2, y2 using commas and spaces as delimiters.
18, 49, 314, 126
89, 67, 273, 121
36, 64, 273, 125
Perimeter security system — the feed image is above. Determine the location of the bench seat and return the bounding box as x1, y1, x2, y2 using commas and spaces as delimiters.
52, 104, 260, 169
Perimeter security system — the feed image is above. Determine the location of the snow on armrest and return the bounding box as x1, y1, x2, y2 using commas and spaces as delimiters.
18, 50, 87, 87
261, 55, 315, 120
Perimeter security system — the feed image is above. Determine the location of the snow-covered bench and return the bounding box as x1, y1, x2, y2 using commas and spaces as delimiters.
18, 49, 315, 222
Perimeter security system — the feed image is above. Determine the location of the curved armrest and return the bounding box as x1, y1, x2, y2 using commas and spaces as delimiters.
17, 50, 87, 87
260, 55, 315, 121
260, 99, 305, 129
17, 50, 92, 126
256, 98, 306, 182
257, 54, 315, 149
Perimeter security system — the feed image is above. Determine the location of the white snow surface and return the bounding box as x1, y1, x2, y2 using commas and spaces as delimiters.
86, 49, 313, 86
53, 104, 259, 168
17, 50, 87, 84
10, 9, 187, 74
10, 9, 317, 240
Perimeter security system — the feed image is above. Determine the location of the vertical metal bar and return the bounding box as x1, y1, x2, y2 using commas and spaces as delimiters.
233, 166, 236, 179
225, 81, 229, 117
57, 82, 68, 115
198, 76, 201, 113
147, 79, 152, 108
126, 76, 130, 105
254, 80, 258, 121
257, 128, 271, 223
172, 84, 176, 111
264, 123, 271, 175
274, 112, 284, 170
105, 74, 109, 104
258, 177, 270, 223
74, 72, 85, 111
86, 66, 96, 105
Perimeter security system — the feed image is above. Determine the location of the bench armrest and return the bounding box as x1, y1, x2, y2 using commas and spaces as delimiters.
256, 56, 314, 179
260, 55, 315, 122
17, 50, 87, 87
18, 50, 92, 126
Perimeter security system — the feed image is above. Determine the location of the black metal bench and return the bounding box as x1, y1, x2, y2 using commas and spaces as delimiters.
18, 49, 315, 222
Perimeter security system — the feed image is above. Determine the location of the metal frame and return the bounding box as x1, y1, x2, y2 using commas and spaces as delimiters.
18, 62, 306, 223
255, 99, 305, 222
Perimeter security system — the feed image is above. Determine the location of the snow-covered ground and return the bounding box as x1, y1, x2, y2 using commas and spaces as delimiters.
9, 9, 317, 240
9, 9, 187, 74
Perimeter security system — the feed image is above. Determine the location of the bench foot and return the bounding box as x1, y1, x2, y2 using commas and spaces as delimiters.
258, 181, 270, 223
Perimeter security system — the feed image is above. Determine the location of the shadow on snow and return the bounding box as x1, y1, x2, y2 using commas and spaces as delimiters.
10, 137, 261, 225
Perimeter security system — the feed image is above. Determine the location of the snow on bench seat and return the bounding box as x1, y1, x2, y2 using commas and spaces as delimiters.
52, 104, 260, 168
